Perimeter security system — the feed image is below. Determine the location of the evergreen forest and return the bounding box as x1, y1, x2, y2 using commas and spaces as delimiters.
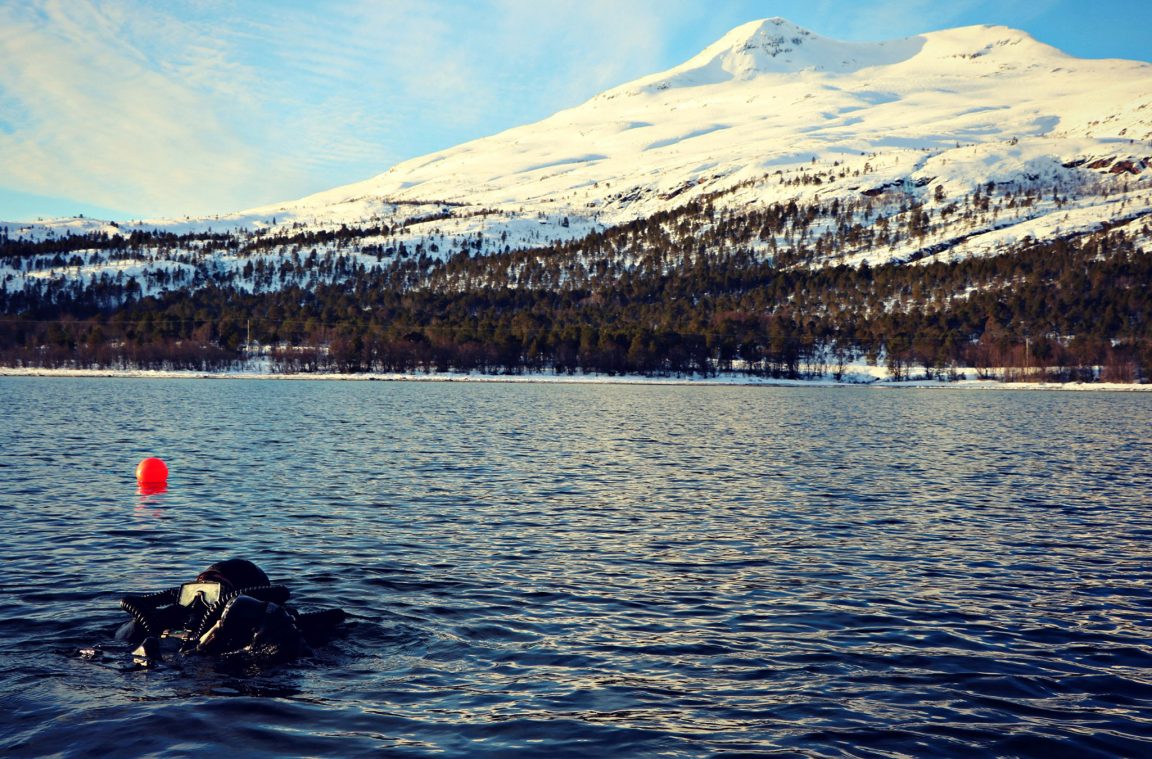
2, 193, 1150, 383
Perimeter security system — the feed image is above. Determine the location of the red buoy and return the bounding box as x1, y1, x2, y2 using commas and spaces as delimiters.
136, 457, 169, 484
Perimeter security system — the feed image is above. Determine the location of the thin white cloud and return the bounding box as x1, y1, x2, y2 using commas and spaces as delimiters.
0, 1, 815, 218
221, 0, 696, 195
488, 0, 684, 103
0, 0, 273, 217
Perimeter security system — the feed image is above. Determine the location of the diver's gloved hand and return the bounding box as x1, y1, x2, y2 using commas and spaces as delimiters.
194, 594, 303, 664
293, 608, 347, 645
131, 636, 162, 667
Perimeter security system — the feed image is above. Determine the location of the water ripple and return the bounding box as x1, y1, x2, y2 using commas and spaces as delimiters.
1, 379, 1151, 756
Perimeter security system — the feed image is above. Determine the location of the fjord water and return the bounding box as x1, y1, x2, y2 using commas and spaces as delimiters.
1, 378, 1150, 757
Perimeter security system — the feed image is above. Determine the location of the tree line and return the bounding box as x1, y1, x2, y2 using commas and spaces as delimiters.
2, 193, 1149, 382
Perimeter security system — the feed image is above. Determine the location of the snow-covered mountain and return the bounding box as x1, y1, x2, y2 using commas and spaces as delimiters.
4, 18, 1151, 291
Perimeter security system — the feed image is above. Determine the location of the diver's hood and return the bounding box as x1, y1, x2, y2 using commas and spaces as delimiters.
197, 559, 270, 589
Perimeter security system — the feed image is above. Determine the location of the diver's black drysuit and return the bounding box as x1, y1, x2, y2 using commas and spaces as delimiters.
117, 559, 345, 666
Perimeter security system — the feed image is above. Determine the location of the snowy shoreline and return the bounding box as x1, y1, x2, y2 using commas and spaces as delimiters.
2, 366, 1149, 392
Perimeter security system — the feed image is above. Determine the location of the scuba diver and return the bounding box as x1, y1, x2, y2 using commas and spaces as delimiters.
115, 559, 346, 667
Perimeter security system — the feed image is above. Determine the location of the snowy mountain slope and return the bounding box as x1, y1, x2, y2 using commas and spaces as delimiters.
254, 19, 1150, 214
3, 18, 1151, 296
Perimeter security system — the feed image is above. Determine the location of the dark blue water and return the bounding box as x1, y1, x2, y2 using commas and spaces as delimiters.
1, 377, 1151, 757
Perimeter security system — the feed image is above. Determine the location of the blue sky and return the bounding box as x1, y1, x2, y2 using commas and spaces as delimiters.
1, 0, 1149, 222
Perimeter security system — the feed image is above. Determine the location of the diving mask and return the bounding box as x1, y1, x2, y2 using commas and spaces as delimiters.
178, 581, 224, 607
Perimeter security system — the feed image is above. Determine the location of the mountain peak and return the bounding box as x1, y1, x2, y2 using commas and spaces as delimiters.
617, 17, 927, 92
712, 17, 870, 73
722, 16, 815, 49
